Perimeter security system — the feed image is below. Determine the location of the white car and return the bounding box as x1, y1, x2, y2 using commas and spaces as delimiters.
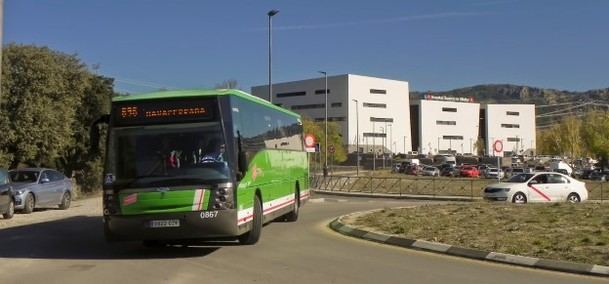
483, 172, 588, 204
483, 167, 504, 179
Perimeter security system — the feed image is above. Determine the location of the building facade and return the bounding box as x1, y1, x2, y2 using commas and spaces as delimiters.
484, 104, 536, 156
251, 74, 412, 154
411, 98, 481, 155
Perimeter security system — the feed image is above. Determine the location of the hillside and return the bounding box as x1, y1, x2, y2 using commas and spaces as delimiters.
411, 84, 609, 105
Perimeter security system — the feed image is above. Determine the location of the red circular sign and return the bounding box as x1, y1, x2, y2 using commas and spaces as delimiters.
304, 134, 316, 148
493, 140, 503, 153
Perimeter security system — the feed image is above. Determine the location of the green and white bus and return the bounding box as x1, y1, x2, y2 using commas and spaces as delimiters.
92, 89, 309, 245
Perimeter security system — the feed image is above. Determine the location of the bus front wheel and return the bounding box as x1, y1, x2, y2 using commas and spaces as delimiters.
239, 195, 262, 245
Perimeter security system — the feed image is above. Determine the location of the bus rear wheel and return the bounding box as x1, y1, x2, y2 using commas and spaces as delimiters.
284, 190, 299, 222
239, 195, 262, 245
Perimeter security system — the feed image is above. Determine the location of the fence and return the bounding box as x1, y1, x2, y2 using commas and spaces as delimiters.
310, 175, 607, 201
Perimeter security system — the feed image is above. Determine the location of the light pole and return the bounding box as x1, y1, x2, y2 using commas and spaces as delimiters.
388, 124, 392, 153
372, 121, 376, 173
352, 99, 360, 176
403, 136, 406, 154
319, 71, 328, 176
267, 9, 279, 103
380, 126, 385, 169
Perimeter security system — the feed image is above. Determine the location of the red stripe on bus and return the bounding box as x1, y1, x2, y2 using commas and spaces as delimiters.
237, 198, 295, 225
529, 185, 551, 201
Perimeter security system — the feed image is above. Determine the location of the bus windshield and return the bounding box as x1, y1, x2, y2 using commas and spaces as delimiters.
106, 121, 230, 189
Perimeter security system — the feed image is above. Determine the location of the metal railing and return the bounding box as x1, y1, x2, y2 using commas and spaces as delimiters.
310, 175, 607, 201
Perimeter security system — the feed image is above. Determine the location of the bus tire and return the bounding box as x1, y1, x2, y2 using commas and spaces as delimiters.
239, 195, 262, 245
284, 190, 299, 222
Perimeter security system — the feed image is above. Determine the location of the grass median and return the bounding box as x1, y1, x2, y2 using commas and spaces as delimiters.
352, 202, 609, 266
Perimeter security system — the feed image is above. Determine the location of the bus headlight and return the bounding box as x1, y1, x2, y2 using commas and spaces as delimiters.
213, 183, 234, 210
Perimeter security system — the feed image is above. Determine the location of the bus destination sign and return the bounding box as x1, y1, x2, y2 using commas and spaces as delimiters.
113, 99, 214, 125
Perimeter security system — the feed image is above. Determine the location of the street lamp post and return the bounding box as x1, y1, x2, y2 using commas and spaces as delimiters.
267, 9, 279, 103
372, 121, 376, 173
388, 124, 392, 153
380, 126, 385, 169
319, 71, 328, 176
403, 136, 406, 154
352, 99, 360, 176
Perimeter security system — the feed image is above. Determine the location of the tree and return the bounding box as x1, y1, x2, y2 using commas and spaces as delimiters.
0, 44, 90, 168
0, 44, 115, 191
581, 111, 609, 168
302, 117, 347, 166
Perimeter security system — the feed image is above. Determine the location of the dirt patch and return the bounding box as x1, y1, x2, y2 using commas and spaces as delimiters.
0, 196, 102, 229
352, 202, 609, 266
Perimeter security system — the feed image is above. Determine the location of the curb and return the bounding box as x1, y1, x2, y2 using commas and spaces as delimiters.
313, 189, 479, 202
330, 210, 609, 278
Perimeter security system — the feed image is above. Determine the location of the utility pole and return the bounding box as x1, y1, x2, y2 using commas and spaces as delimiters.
0, 0, 4, 109
352, 99, 360, 176
267, 9, 279, 103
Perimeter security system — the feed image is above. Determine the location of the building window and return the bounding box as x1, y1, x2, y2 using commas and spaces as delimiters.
443, 135, 464, 140
277, 91, 306, 98
314, 89, 331, 95
363, 132, 387, 138
370, 89, 387, 94
436, 120, 456, 126
507, 137, 521, 142
442, 107, 457, 112
370, 117, 394, 123
363, 102, 387, 108
291, 104, 325, 110
506, 111, 520, 116
501, 123, 520, 128
331, 102, 342, 108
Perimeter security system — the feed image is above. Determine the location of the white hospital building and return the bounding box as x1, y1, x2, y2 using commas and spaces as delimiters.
252, 74, 536, 157
251, 74, 412, 154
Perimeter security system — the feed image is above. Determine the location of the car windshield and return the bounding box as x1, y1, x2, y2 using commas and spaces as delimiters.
106, 122, 231, 189
9, 171, 39, 183
507, 173, 535, 183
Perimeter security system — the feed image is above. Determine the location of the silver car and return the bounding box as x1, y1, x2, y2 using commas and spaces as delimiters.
421, 166, 440, 177
9, 168, 72, 213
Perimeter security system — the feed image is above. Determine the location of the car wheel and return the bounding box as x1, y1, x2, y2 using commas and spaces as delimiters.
3, 199, 14, 219
567, 193, 581, 203
59, 192, 71, 210
23, 193, 35, 214
512, 192, 527, 204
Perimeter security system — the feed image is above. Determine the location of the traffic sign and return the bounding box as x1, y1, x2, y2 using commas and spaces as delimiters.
329, 145, 335, 154
493, 140, 503, 153
304, 134, 316, 148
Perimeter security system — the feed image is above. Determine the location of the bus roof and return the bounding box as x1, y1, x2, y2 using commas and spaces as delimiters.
112, 89, 301, 118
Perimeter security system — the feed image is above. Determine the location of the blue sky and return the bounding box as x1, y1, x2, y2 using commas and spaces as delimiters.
4, 0, 609, 93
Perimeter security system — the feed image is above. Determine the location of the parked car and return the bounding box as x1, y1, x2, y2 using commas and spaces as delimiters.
404, 164, 422, 176
9, 168, 73, 213
483, 167, 504, 179
0, 169, 14, 219
460, 166, 480, 178
589, 170, 609, 182
483, 172, 588, 204
421, 166, 440, 177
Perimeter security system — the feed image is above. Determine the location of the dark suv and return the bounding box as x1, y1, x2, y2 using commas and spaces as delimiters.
0, 169, 14, 219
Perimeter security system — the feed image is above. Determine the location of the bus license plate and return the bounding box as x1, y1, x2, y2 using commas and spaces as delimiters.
149, 219, 180, 228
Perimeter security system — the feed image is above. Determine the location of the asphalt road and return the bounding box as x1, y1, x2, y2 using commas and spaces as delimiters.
0, 195, 606, 284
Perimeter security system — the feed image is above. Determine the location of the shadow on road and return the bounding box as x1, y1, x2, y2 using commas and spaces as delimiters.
0, 216, 220, 260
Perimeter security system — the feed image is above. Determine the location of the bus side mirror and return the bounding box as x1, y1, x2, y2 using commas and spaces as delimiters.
238, 152, 248, 175
90, 114, 110, 155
